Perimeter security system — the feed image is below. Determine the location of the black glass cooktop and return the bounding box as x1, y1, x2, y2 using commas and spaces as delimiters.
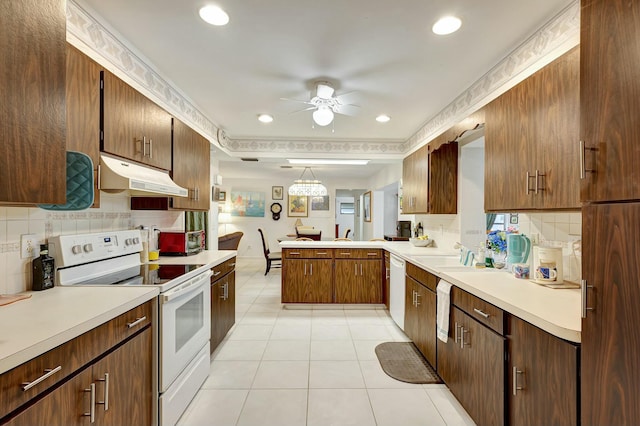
81, 264, 206, 286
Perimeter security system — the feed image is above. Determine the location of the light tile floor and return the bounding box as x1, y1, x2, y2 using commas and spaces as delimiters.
178, 258, 476, 426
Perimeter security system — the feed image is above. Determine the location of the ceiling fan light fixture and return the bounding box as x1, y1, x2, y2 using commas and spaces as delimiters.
432, 16, 461, 35
315, 82, 335, 99
199, 5, 230, 26
312, 106, 334, 126
257, 114, 273, 123
376, 114, 391, 123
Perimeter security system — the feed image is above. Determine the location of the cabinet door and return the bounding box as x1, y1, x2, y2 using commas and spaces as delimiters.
335, 259, 380, 303
428, 142, 458, 214
508, 315, 578, 426
416, 285, 437, 368
4, 368, 93, 426
334, 260, 359, 303
582, 203, 640, 425
282, 259, 308, 303
66, 44, 102, 208
0, 0, 66, 204
171, 119, 211, 210
403, 278, 419, 342
383, 252, 390, 309
210, 279, 224, 352
580, 0, 640, 202
306, 259, 333, 303
402, 146, 428, 213
92, 328, 152, 426
485, 83, 534, 211
143, 101, 172, 170
224, 271, 236, 337
436, 307, 466, 402
536, 47, 580, 209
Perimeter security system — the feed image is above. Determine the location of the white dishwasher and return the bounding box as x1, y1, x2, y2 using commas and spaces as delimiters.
389, 254, 406, 329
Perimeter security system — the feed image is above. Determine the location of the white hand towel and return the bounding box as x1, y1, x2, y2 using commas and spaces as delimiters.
436, 280, 453, 343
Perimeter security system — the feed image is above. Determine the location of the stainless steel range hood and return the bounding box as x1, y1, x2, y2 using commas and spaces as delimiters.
99, 154, 188, 197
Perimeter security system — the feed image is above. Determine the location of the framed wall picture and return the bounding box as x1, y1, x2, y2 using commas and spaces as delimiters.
363, 191, 371, 222
272, 186, 284, 200
218, 191, 226, 202
311, 195, 329, 211
230, 191, 265, 217
287, 195, 308, 217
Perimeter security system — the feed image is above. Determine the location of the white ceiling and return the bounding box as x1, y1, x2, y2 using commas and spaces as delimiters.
77, 0, 573, 179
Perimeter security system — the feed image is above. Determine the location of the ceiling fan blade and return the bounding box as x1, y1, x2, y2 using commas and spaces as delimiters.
280, 97, 314, 105
335, 91, 360, 105
289, 106, 316, 114
334, 104, 360, 116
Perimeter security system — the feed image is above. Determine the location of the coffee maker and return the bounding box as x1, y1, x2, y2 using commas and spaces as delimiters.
397, 221, 412, 238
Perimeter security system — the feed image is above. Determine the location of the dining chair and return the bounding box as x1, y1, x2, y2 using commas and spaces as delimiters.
296, 228, 322, 241
333, 237, 352, 241
258, 228, 282, 275
295, 237, 313, 241
343, 228, 351, 238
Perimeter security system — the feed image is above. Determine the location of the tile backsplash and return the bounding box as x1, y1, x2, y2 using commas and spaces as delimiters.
0, 193, 184, 295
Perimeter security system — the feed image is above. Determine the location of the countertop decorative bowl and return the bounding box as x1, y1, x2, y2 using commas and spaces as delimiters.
409, 238, 433, 247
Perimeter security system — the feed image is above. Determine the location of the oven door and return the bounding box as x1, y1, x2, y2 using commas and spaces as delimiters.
159, 270, 211, 392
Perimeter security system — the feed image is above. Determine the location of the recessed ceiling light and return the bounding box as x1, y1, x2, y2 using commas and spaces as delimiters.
199, 5, 229, 26
258, 114, 273, 123
287, 159, 370, 166
376, 115, 391, 123
432, 16, 461, 35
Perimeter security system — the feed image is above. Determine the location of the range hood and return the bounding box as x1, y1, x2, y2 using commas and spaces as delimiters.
99, 154, 188, 197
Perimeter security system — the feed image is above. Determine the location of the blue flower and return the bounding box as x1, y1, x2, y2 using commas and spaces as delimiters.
487, 230, 507, 253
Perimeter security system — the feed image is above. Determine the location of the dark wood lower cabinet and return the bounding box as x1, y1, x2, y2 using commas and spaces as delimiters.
5, 327, 152, 426
438, 307, 505, 426
210, 266, 236, 353
404, 276, 436, 367
508, 315, 578, 426
334, 259, 382, 304
282, 259, 333, 303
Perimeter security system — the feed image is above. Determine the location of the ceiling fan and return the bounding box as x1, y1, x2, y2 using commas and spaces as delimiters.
282, 81, 359, 127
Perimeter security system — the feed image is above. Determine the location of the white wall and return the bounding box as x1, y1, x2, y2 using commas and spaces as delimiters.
335, 196, 355, 238
459, 142, 486, 251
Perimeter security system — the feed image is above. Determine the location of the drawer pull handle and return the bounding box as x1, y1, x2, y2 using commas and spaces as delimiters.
230, 263, 236, 267
316, 252, 327, 255
473, 308, 490, 318
22, 365, 62, 391
290, 252, 301, 255
84, 383, 96, 423
213, 270, 221, 276
340, 252, 351, 256
513, 366, 524, 396
367, 252, 377, 256
459, 327, 467, 349
127, 316, 147, 328
97, 373, 109, 411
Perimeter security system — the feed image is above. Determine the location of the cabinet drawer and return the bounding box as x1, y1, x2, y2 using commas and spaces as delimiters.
334, 249, 381, 259
406, 262, 439, 292
452, 288, 504, 334
211, 256, 237, 282
283, 249, 333, 259
0, 300, 153, 419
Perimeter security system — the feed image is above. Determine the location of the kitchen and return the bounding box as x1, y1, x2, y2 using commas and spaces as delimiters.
0, 0, 638, 425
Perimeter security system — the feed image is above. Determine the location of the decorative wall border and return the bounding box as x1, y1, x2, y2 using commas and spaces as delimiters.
66, 0, 579, 157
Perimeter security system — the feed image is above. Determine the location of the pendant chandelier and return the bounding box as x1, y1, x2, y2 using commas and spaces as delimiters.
288, 167, 328, 196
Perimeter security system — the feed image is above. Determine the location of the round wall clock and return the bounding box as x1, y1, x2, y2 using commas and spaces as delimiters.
270, 202, 282, 220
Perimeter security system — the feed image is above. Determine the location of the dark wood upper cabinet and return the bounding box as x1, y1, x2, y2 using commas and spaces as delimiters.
66, 44, 102, 208
101, 71, 172, 170
402, 145, 429, 213
580, 0, 640, 202
0, 0, 66, 204
171, 119, 211, 211
485, 47, 580, 211
582, 202, 640, 425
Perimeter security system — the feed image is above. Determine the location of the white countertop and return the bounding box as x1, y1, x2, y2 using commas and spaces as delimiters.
281, 240, 581, 343
384, 242, 581, 343
151, 249, 236, 269
0, 286, 159, 374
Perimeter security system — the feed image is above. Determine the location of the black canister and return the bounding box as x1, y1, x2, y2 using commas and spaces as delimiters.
32, 244, 55, 291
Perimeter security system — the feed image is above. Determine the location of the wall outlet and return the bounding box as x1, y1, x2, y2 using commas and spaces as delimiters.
21, 234, 38, 259
530, 233, 540, 245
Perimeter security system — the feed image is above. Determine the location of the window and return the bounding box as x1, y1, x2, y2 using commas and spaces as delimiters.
340, 202, 354, 214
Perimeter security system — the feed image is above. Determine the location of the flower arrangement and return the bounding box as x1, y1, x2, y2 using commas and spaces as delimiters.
487, 230, 507, 253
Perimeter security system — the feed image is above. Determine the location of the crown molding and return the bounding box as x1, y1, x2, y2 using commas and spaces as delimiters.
67, 0, 579, 158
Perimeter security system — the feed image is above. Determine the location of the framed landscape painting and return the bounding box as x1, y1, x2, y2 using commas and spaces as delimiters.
230, 191, 265, 217
311, 195, 329, 211
288, 195, 308, 217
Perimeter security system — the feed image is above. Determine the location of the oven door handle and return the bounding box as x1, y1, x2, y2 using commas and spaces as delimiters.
162, 270, 212, 303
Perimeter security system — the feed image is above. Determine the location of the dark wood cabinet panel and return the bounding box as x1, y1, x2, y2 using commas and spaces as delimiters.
66, 44, 102, 208
508, 315, 578, 426
404, 277, 437, 367
92, 328, 153, 426
282, 259, 333, 303
582, 203, 640, 425
101, 71, 172, 170
0, 0, 66, 204
383, 252, 390, 309
334, 259, 382, 304
580, 0, 640, 202
437, 307, 505, 426
210, 263, 236, 353
402, 145, 429, 213
485, 47, 580, 211
428, 142, 458, 214
171, 119, 211, 210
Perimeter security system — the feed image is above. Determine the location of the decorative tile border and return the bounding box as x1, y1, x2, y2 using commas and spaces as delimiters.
66, 0, 579, 157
